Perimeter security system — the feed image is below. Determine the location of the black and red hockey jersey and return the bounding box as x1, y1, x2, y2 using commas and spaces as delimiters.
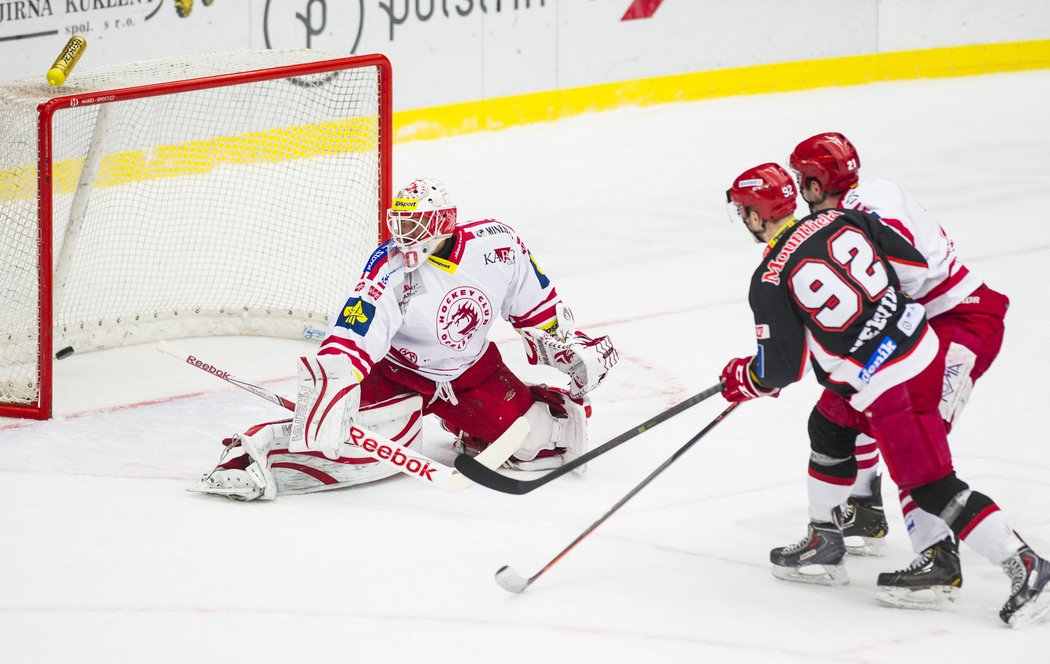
748, 208, 940, 410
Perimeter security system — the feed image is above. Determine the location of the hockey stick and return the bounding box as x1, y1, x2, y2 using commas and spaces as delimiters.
494, 401, 739, 593
157, 341, 296, 410
453, 381, 725, 495
156, 341, 523, 491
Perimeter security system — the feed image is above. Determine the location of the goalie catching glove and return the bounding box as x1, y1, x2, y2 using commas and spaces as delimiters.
289, 354, 361, 460
520, 305, 618, 398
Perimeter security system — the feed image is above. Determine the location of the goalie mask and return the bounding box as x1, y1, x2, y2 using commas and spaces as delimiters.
387, 178, 458, 272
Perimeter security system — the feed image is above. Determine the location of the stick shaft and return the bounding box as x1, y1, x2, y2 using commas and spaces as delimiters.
157, 341, 296, 410
522, 402, 739, 588
456, 381, 725, 494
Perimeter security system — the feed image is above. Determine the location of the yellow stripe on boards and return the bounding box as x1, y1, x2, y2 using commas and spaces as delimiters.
392, 39, 1050, 143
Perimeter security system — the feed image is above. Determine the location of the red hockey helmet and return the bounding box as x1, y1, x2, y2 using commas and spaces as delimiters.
726, 163, 797, 225
788, 132, 861, 194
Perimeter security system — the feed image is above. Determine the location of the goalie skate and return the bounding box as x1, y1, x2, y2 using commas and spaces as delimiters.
189, 426, 278, 501
770, 521, 849, 586
875, 538, 961, 610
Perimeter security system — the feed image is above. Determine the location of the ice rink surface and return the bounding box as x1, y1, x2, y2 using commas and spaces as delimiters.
2, 70, 1049, 662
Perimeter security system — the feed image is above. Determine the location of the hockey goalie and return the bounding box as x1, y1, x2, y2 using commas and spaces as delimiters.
193, 178, 618, 501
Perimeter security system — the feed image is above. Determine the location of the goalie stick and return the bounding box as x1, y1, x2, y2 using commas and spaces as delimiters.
156, 341, 523, 492
453, 381, 725, 495
494, 402, 739, 593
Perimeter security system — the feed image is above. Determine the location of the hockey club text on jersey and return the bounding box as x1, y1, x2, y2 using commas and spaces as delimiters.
849, 289, 898, 353
437, 287, 493, 350
762, 210, 842, 285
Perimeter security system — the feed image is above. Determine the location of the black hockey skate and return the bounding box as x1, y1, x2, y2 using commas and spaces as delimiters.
770, 521, 849, 586
875, 537, 961, 610
836, 475, 888, 556
1000, 544, 1050, 628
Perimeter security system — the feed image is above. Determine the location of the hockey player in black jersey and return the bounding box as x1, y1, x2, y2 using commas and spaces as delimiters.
717, 162, 1049, 628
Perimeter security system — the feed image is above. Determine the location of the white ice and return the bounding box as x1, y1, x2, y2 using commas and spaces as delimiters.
2, 70, 1049, 663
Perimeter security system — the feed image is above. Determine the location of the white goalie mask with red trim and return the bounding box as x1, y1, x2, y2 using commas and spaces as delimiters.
386, 178, 458, 271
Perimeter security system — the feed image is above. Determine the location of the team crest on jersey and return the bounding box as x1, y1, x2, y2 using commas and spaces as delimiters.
437, 287, 493, 351
336, 297, 376, 335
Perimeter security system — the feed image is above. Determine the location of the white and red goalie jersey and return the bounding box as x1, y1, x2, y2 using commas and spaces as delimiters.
318, 219, 561, 381
840, 179, 983, 317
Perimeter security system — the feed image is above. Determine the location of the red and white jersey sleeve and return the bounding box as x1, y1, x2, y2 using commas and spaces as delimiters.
319, 219, 562, 383
841, 179, 983, 318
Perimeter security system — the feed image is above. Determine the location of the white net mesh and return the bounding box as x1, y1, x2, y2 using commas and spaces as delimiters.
0, 51, 386, 410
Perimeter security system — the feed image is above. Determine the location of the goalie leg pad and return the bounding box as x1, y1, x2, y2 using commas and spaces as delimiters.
273, 394, 425, 494
506, 387, 590, 474
452, 386, 590, 473
289, 354, 361, 460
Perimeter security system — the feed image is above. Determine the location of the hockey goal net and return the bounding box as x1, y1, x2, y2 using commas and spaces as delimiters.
0, 51, 391, 419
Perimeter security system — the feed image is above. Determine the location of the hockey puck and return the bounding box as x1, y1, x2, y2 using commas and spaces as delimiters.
55, 346, 75, 360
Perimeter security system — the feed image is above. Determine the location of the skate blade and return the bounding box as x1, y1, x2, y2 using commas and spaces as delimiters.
875, 585, 959, 610
771, 563, 849, 586
844, 535, 886, 557
1006, 590, 1050, 629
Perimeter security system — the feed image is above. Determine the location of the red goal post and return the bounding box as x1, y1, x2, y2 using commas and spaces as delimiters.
0, 52, 392, 419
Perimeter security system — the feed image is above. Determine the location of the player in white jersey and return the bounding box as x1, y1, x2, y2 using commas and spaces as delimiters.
193, 178, 618, 501
787, 133, 1011, 608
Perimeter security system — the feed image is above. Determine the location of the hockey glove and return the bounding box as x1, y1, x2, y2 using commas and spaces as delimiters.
720, 356, 780, 403
521, 327, 618, 399
289, 354, 361, 460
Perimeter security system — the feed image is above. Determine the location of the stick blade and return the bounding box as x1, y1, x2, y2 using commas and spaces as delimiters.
454, 454, 527, 494
494, 565, 529, 594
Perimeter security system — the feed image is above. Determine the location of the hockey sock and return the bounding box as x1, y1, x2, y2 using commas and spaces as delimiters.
851, 434, 880, 498
808, 457, 855, 522
899, 490, 954, 554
